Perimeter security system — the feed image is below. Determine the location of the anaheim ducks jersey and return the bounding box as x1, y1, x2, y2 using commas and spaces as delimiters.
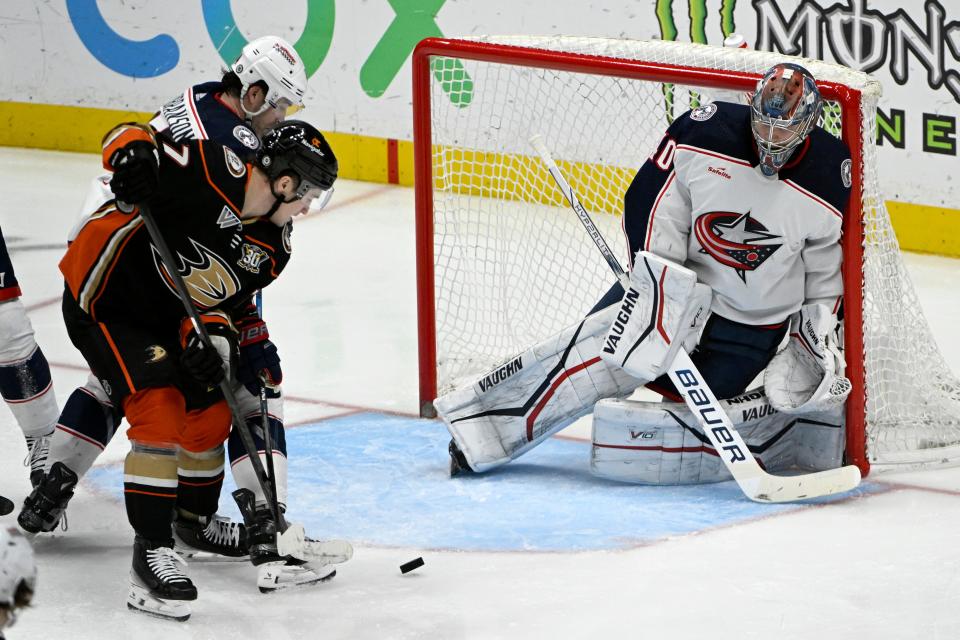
150, 81, 261, 159
60, 137, 291, 327
623, 101, 851, 325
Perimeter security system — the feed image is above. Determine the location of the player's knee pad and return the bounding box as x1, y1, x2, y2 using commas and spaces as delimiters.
600, 252, 711, 382
591, 388, 844, 484
48, 386, 119, 477
435, 304, 642, 473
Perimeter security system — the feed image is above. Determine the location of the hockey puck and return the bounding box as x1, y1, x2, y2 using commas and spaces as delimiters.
0, 495, 13, 516
400, 557, 424, 574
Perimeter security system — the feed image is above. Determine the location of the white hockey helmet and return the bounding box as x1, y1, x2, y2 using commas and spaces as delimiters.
231, 36, 308, 117
0, 528, 36, 629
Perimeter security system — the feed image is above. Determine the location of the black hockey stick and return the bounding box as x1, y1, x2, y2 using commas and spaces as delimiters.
135, 202, 308, 558
529, 134, 861, 502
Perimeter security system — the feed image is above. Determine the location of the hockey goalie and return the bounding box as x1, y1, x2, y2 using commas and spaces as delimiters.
436, 62, 853, 484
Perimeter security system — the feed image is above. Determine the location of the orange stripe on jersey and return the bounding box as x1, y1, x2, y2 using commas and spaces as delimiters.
85, 218, 145, 320
59, 207, 142, 304
98, 322, 137, 394
242, 235, 273, 251
101, 123, 156, 171
198, 142, 241, 214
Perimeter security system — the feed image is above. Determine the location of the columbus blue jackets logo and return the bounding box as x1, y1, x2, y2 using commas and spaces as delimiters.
693, 211, 782, 282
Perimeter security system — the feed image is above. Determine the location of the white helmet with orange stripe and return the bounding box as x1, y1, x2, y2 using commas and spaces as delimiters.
231, 36, 307, 118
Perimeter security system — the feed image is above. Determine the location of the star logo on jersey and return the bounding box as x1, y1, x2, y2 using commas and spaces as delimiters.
151, 239, 241, 309
693, 211, 782, 282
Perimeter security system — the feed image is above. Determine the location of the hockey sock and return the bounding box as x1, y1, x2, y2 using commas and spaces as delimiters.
47, 386, 116, 476
0, 344, 58, 441
176, 445, 225, 521
228, 417, 287, 508
124, 441, 178, 541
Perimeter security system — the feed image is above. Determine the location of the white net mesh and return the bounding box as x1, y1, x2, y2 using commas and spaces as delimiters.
422, 36, 960, 470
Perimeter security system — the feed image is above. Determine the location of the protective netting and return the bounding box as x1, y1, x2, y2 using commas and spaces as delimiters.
422, 36, 960, 469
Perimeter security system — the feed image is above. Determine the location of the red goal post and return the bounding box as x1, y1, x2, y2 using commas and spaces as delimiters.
413, 36, 960, 477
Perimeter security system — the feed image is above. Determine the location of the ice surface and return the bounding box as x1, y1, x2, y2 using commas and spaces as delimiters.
1, 148, 958, 639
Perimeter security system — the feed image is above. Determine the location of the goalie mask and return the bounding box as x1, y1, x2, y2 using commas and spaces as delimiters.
750, 63, 822, 177
258, 120, 338, 208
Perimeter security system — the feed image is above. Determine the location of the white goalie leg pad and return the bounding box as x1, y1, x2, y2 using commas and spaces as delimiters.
435, 304, 642, 473
764, 304, 851, 414
600, 251, 711, 382
591, 388, 845, 484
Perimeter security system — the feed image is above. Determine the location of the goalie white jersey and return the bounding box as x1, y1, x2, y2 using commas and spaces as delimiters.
624, 101, 851, 325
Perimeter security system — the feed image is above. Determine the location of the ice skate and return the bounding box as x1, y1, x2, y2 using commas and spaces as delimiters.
18, 461, 78, 534
257, 557, 337, 593
24, 433, 51, 488
174, 513, 249, 561
126, 536, 196, 621
448, 439, 473, 477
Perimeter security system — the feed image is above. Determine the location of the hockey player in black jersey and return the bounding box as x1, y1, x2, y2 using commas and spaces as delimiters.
21, 37, 316, 577
441, 63, 854, 483
58, 119, 342, 619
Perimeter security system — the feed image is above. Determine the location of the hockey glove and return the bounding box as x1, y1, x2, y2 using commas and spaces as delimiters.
236, 314, 282, 397
103, 123, 160, 205
179, 313, 238, 389
764, 304, 851, 414
109, 140, 159, 205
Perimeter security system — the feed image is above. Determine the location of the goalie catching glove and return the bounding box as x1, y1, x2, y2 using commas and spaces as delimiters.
764, 303, 851, 414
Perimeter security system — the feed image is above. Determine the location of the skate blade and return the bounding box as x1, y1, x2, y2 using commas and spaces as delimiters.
174, 547, 249, 563
127, 584, 192, 621
257, 564, 337, 593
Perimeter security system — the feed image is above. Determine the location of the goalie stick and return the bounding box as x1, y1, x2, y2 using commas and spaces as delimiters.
136, 203, 313, 560
528, 134, 861, 503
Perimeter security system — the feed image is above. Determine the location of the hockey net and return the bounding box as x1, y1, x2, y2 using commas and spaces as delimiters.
413, 36, 960, 475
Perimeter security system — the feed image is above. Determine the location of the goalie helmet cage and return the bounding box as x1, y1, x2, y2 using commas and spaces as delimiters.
413, 35, 960, 476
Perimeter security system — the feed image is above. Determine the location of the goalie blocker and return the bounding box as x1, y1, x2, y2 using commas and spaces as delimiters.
591, 389, 845, 484
436, 253, 707, 473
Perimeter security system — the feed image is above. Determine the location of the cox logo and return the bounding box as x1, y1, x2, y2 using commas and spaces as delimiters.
65, 0, 470, 103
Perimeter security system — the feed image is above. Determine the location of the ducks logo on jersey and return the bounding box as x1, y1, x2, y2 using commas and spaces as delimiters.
152, 238, 240, 309
694, 211, 782, 282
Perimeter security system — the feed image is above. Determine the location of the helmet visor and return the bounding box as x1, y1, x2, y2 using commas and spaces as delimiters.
271, 97, 304, 118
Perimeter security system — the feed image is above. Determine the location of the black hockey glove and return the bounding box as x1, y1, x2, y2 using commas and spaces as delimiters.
109, 140, 159, 205
236, 315, 282, 397
179, 314, 238, 389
